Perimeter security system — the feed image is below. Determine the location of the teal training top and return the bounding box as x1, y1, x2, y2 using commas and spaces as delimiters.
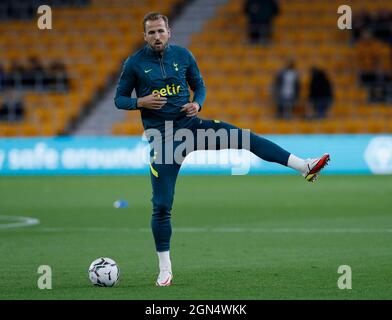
114, 44, 206, 132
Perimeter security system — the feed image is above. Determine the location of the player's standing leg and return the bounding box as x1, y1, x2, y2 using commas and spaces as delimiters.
149, 142, 181, 287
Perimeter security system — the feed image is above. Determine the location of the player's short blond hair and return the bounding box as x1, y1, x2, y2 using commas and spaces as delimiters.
143, 12, 169, 32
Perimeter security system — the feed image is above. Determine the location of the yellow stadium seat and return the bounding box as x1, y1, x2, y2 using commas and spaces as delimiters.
252, 121, 273, 134
0, 124, 18, 137
343, 119, 365, 133
297, 121, 317, 134
20, 123, 40, 137
275, 120, 296, 134
320, 120, 340, 133
367, 119, 386, 133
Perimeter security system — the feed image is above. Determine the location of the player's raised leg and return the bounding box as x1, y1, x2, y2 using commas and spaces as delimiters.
193, 119, 330, 181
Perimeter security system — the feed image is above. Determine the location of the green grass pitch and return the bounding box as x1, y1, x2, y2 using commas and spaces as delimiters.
0, 175, 391, 300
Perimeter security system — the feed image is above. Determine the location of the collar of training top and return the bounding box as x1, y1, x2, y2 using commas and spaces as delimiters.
145, 43, 172, 57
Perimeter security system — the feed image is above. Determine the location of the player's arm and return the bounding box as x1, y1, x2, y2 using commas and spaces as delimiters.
183, 50, 206, 116
114, 57, 139, 110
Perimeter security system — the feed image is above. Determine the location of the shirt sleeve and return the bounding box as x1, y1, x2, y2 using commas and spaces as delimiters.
186, 50, 206, 110
114, 57, 139, 110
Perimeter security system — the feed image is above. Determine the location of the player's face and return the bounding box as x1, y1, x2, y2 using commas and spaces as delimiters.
144, 18, 171, 53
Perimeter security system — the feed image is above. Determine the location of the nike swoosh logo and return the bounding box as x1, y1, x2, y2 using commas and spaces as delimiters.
144, 69, 152, 73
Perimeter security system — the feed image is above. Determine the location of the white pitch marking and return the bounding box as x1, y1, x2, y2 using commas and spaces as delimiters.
32, 227, 392, 234
0, 215, 40, 229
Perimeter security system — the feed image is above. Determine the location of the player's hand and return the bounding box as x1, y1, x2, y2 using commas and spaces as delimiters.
137, 93, 167, 109
180, 102, 200, 117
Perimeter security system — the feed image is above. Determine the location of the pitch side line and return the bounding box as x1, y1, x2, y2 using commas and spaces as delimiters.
0, 215, 40, 229
33, 227, 392, 234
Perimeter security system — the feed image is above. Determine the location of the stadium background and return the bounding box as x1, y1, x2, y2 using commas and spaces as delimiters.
0, 0, 391, 300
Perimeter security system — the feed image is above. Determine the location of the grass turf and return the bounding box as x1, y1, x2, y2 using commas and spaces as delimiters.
0, 175, 391, 300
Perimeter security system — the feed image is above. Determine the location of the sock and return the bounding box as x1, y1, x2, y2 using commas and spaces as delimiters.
287, 154, 306, 174
157, 251, 171, 272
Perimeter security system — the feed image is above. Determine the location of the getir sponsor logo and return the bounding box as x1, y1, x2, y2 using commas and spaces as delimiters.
152, 84, 181, 97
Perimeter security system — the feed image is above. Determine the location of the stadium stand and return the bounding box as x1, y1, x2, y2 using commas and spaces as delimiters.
0, 1, 91, 20
110, 0, 392, 135
1, 0, 391, 137
190, 0, 392, 133
0, 0, 182, 137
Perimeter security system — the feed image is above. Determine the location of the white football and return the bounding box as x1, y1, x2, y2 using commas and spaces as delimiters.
88, 257, 120, 287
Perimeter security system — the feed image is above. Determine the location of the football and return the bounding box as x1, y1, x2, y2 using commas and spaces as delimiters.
88, 257, 120, 287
